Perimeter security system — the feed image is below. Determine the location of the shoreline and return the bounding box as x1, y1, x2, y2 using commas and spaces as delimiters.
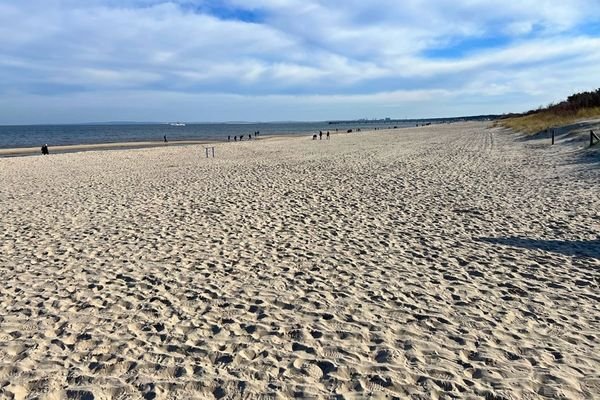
0, 125, 410, 158
0, 130, 362, 158
0, 140, 217, 158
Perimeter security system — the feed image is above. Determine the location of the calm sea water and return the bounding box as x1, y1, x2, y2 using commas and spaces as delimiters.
0, 121, 413, 149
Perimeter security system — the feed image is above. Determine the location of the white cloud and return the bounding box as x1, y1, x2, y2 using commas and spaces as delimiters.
0, 0, 599, 122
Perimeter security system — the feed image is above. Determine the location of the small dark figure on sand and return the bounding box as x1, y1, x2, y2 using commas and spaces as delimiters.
164, 135, 168, 143
234, 136, 237, 142
248, 134, 251, 140
312, 134, 317, 140
41, 144, 49, 155
326, 131, 330, 140
228, 135, 231, 142
319, 131, 323, 140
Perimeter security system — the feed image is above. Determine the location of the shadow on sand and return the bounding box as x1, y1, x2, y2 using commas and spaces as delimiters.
478, 237, 600, 259
572, 145, 600, 167
509, 120, 600, 167
514, 120, 599, 142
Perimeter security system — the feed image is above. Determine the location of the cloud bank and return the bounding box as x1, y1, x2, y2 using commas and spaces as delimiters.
1, 0, 599, 123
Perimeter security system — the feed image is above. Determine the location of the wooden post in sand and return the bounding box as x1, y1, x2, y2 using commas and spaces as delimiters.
590, 130, 599, 147
551, 129, 555, 145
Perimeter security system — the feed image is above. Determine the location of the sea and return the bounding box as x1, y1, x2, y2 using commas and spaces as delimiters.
0, 121, 415, 150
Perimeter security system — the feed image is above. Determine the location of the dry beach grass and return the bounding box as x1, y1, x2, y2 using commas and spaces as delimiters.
499, 107, 600, 134
0, 122, 599, 399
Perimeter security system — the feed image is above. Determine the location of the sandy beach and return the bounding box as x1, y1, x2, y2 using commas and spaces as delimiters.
0, 140, 212, 158
0, 122, 598, 399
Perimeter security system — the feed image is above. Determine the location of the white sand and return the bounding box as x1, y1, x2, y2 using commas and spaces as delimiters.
0, 140, 209, 158
0, 122, 598, 399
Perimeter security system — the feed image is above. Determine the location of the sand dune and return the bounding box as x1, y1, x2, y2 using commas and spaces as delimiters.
0, 122, 598, 399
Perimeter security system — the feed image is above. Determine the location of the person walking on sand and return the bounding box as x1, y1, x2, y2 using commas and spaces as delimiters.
164, 135, 168, 143
228, 135, 231, 142
319, 131, 323, 140
326, 131, 330, 140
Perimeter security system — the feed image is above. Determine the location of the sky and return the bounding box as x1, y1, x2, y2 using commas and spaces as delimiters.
1, 0, 600, 124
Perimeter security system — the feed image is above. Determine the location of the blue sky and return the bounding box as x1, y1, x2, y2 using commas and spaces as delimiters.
1, 0, 600, 124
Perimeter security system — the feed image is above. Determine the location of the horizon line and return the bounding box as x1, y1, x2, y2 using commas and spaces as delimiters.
0, 114, 503, 127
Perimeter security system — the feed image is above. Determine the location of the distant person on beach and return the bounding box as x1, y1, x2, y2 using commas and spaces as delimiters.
319, 131, 323, 140
41, 144, 49, 155
248, 134, 251, 140
164, 135, 168, 143
234, 136, 237, 142
326, 131, 330, 140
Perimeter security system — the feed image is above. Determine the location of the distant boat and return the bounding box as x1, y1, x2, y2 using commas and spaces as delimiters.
169, 122, 186, 126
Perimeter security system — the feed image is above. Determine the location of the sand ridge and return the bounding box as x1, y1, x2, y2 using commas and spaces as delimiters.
0, 122, 598, 399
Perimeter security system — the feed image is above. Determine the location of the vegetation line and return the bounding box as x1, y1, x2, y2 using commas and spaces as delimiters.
498, 89, 600, 134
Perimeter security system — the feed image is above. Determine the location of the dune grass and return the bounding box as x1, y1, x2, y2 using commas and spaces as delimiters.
499, 106, 600, 134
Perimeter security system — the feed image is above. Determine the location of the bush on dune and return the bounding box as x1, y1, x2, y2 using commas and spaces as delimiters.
499, 89, 600, 134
